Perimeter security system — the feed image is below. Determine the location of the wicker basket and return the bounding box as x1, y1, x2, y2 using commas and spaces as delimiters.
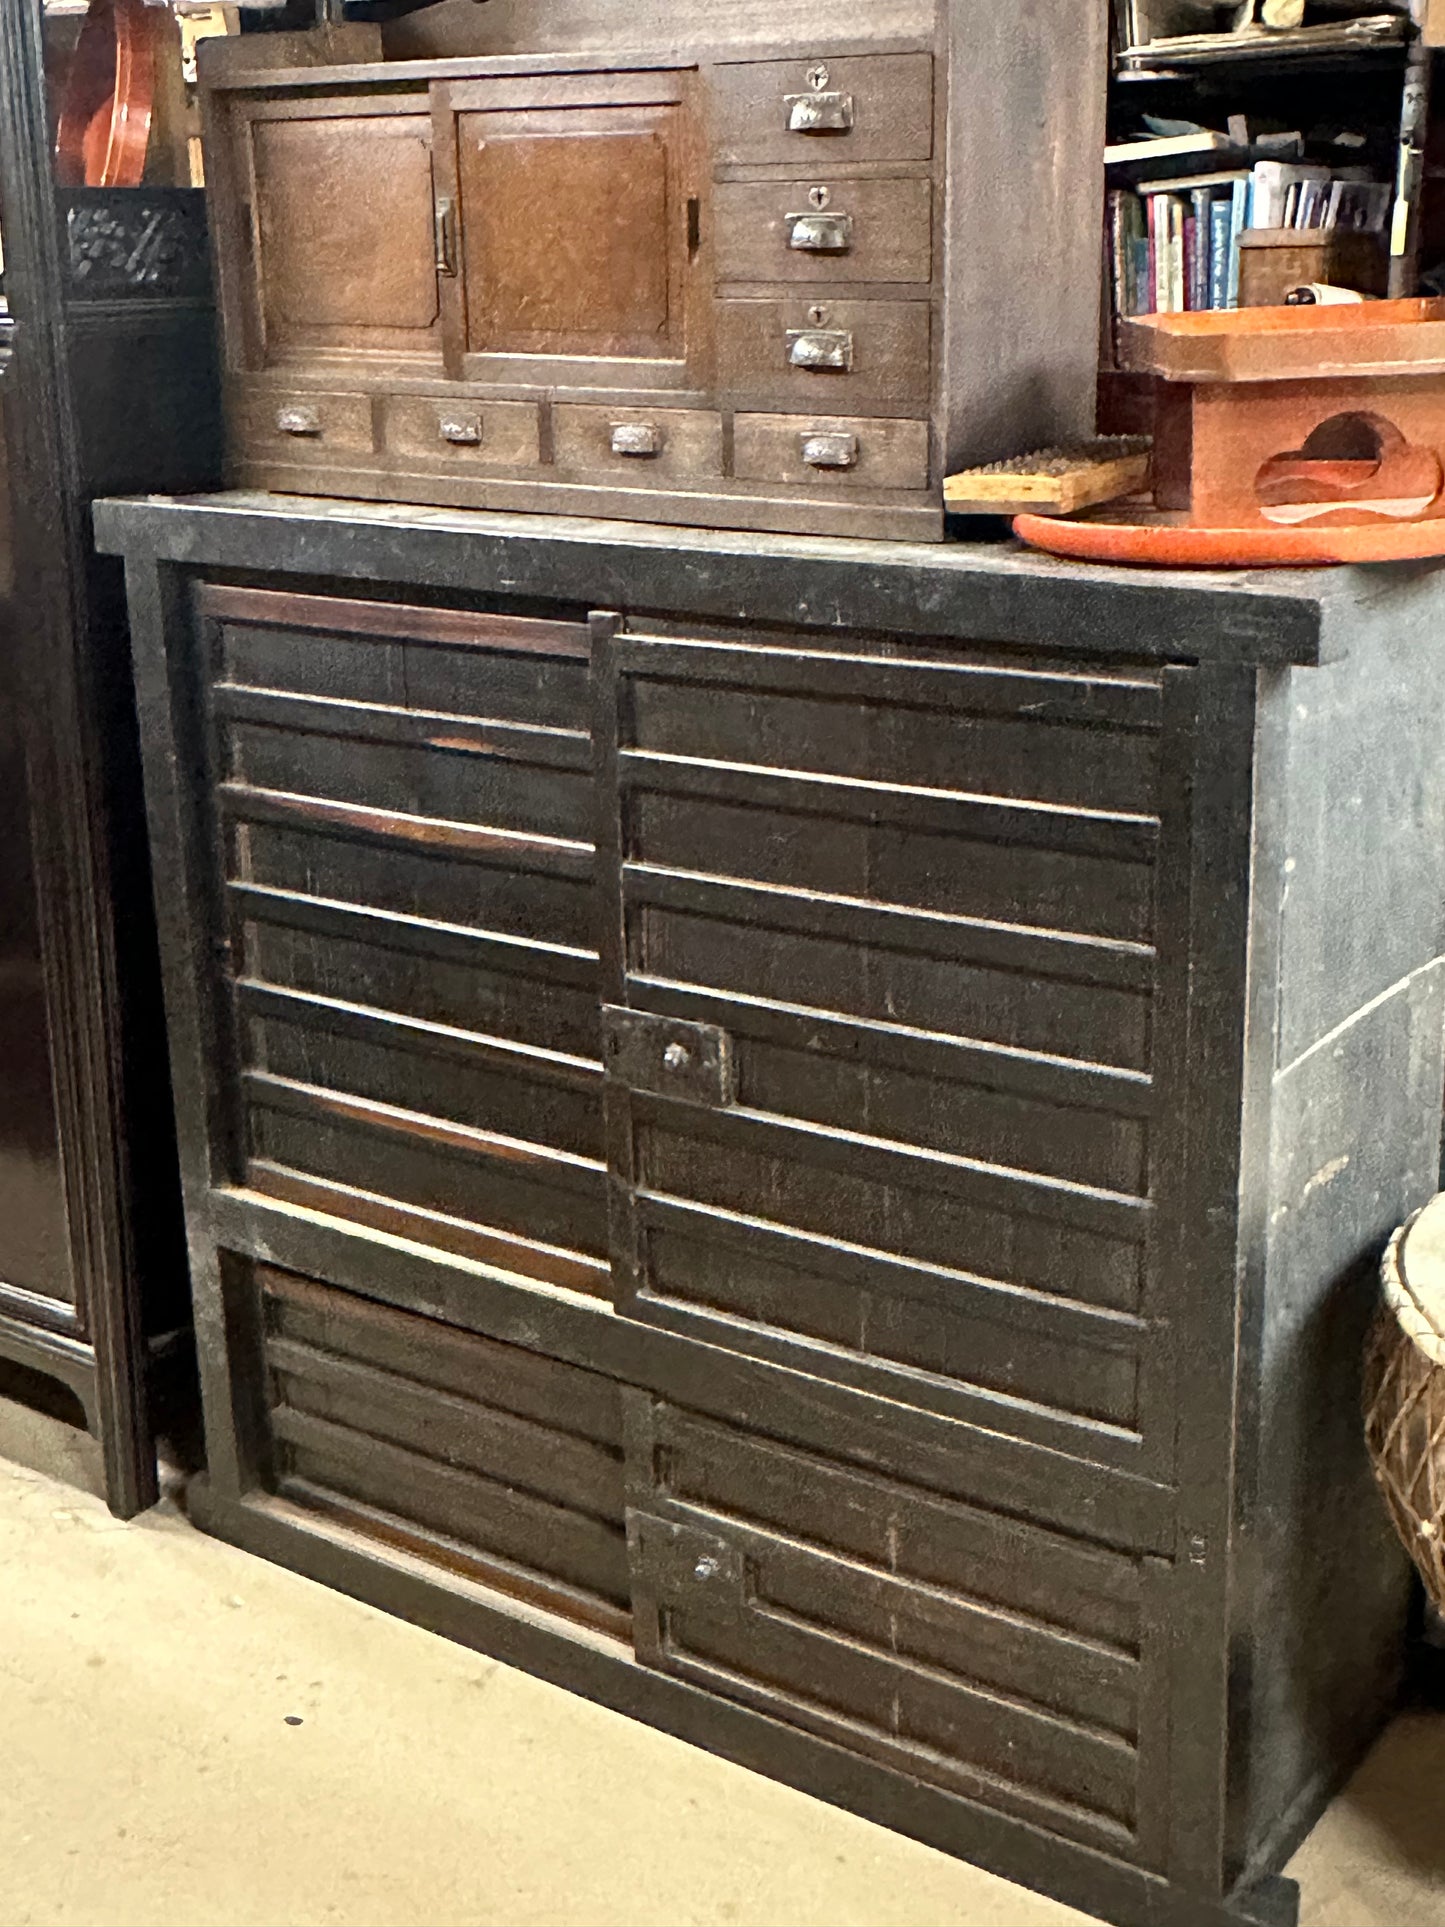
1363, 1195, 1445, 1613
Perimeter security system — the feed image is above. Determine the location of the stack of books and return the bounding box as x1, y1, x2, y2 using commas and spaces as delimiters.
1106, 134, 1393, 316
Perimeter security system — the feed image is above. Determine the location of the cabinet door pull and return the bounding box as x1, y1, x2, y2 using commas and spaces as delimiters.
275, 405, 321, 437
787, 329, 853, 372
786, 90, 854, 134
439, 413, 482, 447
611, 422, 663, 458
787, 211, 852, 254
800, 431, 859, 470
434, 195, 458, 277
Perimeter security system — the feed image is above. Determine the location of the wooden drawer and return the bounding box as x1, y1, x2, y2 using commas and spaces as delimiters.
382, 395, 541, 468
628, 1396, 1160, 1863
715, 178, 934, 286
719, 297, 931, 409
711, 54, 934, 166
733, 413, 930, 491
230, 387, 375, 462
552, 405, 723, 483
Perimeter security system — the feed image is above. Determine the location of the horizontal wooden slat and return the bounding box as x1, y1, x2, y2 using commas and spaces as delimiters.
213, 684, 593, 771
273, 1408, 629, 1605
634, 1190, 1143, 1350
222, 783, 594, 876
244, 1072, 605, 1196
237, 979, 601, 1092
630, 975, 1153, 1115
230, 881, 598, 987
199, 582, 592, 658
620, 751, 1159, 863
626, 866, 1155, 991
616, 636, 1164, 728
633, 1091, 1148, 1242
268, 1337, 624, 1522
251, 1163, 610, 1297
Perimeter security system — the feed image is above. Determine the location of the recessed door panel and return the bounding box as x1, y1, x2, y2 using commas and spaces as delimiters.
436, 71, 707, 390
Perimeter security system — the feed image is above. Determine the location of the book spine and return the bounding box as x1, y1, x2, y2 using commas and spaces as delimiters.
1191, 187, 1213, 308
1168, 197, 1186, 313
1209, 195, 1232, 309
1108, 189, 1130, 348
1227, 178, 1248, 307
1149, 193, 1165, 313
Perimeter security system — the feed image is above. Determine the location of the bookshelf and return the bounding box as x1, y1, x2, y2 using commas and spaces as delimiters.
1101, 4, 1437, 426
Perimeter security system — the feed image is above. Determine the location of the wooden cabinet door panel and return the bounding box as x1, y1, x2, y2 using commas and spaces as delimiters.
434, 71, 708, 390
223, 98, 442, 370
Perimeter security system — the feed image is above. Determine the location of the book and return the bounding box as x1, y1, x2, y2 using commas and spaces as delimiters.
1104, 128, 1240, 178
1167, 196, 1186, 312
1227, 177, 1249, 305
1191, 185, 1214, 307
1209, 194, 1233, 308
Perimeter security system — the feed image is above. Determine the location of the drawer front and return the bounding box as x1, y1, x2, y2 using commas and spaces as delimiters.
628, 1395, 1165, 1866
230, 387, 375, 462
733, 412, 930, 491
383, 395, 541, 467
552, 405, 723, 484
250, 1264, 629, 1636
715, 178, 934, 286
711, 54, 934, 166
719, 297, 931, 409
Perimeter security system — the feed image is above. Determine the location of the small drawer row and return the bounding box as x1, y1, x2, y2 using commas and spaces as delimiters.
711, 53, 935, 168
714, 177, 934, 288
233, 390, 932, 494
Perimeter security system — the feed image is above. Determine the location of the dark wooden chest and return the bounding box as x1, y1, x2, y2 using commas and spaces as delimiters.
98, 491, 1445, 1927
198, 0, 1106, 542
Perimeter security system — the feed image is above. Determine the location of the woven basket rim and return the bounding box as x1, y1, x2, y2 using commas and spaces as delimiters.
1382, 1194, 1445, 1369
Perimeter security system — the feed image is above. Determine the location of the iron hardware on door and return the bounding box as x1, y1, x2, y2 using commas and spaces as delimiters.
788, 211, 852, 254
434, 195, 458, 277
801, 430, 859, 469
602, 1007, 735, 1107
788, 328, 853, 372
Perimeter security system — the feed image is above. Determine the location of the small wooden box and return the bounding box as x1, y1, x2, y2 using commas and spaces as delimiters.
1237, 228, 1388, 308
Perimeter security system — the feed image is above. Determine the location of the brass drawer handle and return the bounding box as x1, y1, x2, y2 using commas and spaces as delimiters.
786, 90, 854, 134
788, 211, 853, 254
611, 422, 663, 458
276, 405, 321, 437
439, 413, 482, 447
787, 329, 853, 373
801, 431, 859, 470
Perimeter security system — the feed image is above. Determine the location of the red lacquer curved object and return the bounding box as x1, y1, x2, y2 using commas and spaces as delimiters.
1014, 509, 1445, 570
54, 0, 156, 190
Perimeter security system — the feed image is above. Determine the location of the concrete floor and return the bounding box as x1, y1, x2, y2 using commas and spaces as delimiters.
1, 1401, 1442, 1927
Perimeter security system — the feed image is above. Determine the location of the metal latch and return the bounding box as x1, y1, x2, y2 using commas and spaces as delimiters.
602, 1007, 735, 1107
801, 431, 859, 470
786, 90, 854, 134
434, 195, 458, 277
788, 211, 853, 253
787, 328, 854, 372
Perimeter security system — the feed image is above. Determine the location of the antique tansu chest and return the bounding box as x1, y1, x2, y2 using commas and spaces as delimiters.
199, 0, 1106, 540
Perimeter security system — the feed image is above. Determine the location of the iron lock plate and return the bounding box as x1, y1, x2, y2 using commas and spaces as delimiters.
602, 1007, 736, 1108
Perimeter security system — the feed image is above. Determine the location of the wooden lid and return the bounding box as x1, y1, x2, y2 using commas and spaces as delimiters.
1118, 298, 1445, 385
1384, 1194, 1445, 1368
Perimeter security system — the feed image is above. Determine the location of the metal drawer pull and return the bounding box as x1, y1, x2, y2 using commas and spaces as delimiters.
801, 431, 859, 470
276, 405, 321, 437
786, 90, 854, 134
439, 413, 483, 447
611, 422, 663, 458
787, 329, 853, 372
788, 211, 853, 254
